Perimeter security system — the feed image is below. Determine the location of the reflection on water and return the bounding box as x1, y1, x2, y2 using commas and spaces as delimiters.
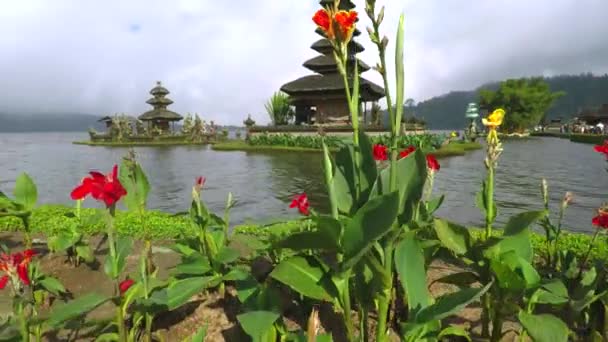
0, 133, 606, 233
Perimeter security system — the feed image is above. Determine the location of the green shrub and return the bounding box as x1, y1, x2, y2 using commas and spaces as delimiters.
570, 133, 607, 145
370, 133, 447, 150
248, 133, 343, 149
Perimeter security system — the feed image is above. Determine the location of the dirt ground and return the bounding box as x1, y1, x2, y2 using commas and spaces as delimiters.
0, 232, 523, 341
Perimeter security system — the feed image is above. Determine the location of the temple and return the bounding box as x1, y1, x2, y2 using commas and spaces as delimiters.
138, 81, 183, 133
280, 0, 385, 125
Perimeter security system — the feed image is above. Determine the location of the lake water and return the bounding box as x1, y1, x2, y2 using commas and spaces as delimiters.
0, 132, 606, 233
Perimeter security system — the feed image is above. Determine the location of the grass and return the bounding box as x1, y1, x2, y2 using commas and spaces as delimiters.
73, 140, 211, 147
213, 139, 483, 158
2, 204, 606, 261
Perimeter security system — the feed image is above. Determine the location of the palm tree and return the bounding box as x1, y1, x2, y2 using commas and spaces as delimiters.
265, 92, 294, 126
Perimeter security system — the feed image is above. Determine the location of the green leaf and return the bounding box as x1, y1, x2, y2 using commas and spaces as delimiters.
433, 219, 470, 255
214, 247, 240, 265
13, 173, 37, 210
44, 293, 110, 328
270, 256, 332, 301
275, 231, 337, 251
332, 145, 355, 215
174, 254, 212, 276
503, 210, 546, 236
518, 311, 569, 342
341, 191, 400, 271
95, 333, 119, 341
39, 276, 66, 296
47, 234, 76, 252
315, 216, 342, 249
394, 14, 405, 129
0, 190, 17, 211
167, 276, 217, 310
415, 282, 491, 323
395, 232, 431, 317
223, 266, 250, 281
370, 149, 427, 223
105, 236, 133, 279
490, 251, 540, 292
426, 195, 444, 216
532, 288, 569, 305
118, 161, 150, 212
236, 310, 280, 342
235, 275, 259, 304
75, 244, 95, 263
438, 326, 471, 341
432, 271, 479, 288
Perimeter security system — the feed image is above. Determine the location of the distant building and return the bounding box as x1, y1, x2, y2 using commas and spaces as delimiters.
138, 81, 183, 133
280, 0, 384, 125
577, 104, 608, 126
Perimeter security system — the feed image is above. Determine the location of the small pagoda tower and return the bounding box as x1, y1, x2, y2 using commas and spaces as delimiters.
280, 0, 385, 125
138, 81, 183, 133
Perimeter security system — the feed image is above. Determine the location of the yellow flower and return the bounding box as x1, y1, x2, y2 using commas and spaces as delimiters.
482, 108, 505, 128
450, 131, 457, 138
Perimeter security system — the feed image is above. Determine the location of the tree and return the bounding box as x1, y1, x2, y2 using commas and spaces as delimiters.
370, 103, 382, 125
479, 78, 565, 133
181, 114, 194, 135
265, 91, 294, 125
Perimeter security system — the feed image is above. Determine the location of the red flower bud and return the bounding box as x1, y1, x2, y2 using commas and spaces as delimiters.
592, 212, 608, 229
119, 278, 135, 295
399, 146, 416, 159
426, 155, 440, 172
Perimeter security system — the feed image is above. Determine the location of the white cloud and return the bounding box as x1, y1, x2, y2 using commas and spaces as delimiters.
0, 0, 607, 124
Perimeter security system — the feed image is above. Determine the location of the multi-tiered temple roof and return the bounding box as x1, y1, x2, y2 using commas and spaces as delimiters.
138, 81, 183, 122
280, 0, 384, 108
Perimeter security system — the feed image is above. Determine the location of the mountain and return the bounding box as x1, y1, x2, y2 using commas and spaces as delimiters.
406, 73, 608, 129
0, 112, 104, 132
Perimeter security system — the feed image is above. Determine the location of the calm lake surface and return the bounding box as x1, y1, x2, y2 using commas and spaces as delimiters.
1, 132, 606, 233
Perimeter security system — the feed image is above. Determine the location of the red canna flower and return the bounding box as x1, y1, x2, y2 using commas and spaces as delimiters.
312, 9, 331, 33
592, 212, 608, 229
594, 140, 608, 159
333, 10, 357, 38
71, 165, 127, 208
426, 155, 440, 172
373, 144, 388, 161
290, 193, 310, 216
399, 146, 416, 159
0, 249, 36, 289
119, 278, 135, 295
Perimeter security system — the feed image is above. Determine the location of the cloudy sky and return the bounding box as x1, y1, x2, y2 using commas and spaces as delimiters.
1, 0, 607, 125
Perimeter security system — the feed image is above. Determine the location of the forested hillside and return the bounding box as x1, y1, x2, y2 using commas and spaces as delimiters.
409, 74, 608, 129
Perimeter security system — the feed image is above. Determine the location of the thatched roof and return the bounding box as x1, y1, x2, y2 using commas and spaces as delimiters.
319, 0, 355, 10
281, 73, 384, 101
303, 55, 369, 74
138, 109, 183, 121
311, 39, 364, 54
146, 97, 174, 106
98, 115, 138, 122
150, 81, 169, 96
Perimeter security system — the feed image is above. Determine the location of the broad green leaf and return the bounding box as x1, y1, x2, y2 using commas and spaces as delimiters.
118, 161, 150, 212
13, 173, 37, 210
433, 219, 470, 255
39, 276, 66, 296
518, 311, 569, 342
0, 190, 17, 211
438, 326, 471, 341
270, 256, 332, 301
45, 293, 110, 328
370, 149, 427, 223
332, 145, 355, 215
214, 247, 240, 265
394, 14, 405, 129
341, 191, 399, 271
490, 251, 540, 291
47, 234, 76, 252
415, 282, 491, 323
174, 254, 211, 276
315, 216, 342, 248
426, 195, 444, 216
395, 232, 431, 317
167, 276, 216, 310
532, 288, 569, 305
275, 231, 337, 251
75, 244, 95, 263
541, 279, 568, 298
235, 275, 259, 303
223, 266, 250, 281
105, 236, 133, 279
95, 333, 119, 341
432, 271, 479, 288
503, 210, 546, 236
236, 310, 280, 342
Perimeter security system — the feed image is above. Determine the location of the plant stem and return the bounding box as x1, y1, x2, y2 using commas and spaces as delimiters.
341, 273, 355, 342
490, 305, 502, 342
18, 301, 30, 342
481, 292, 491, 338
359, 308, 369, 342
116, 303, 126, 342
577, 229, 600, 280
484, 166, 495, 241
376, 243, 394, 342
